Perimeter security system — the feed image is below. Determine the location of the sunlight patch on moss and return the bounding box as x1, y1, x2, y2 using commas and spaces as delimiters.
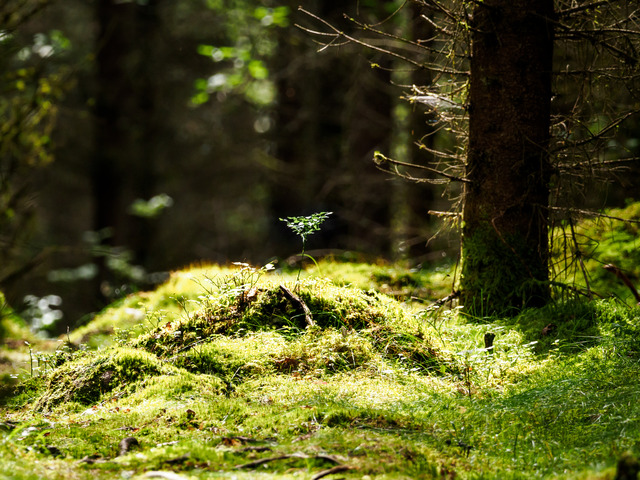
6, 259, 640, 480
307, 259, 455, 301
34, 347, 179, 412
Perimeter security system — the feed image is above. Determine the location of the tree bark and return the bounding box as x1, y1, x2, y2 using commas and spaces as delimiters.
460, 0, 554, 314
92, 0, 161, 297
270, 2, 395, 257
93, 0, 136, 244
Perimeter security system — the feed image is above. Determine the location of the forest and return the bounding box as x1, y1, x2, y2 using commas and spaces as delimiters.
1, 0, 640, 479
1, 0, 454, 330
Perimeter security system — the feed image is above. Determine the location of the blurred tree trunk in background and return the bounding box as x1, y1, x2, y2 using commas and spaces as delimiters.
271, 1, 408, 260
0, 0, 60, 287
340, 50, 393, 254
269, 1, 326, 248
129, 0, 162, 266
93, 0, 161, 296
460, 0, 554, 313
389, 1, 438, 263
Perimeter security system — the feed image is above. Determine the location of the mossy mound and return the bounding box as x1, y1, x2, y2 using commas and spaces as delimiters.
129, 277, 441, 373
33, 347, 203, 411
71, 261, 455, 350
31, 270, 444, 415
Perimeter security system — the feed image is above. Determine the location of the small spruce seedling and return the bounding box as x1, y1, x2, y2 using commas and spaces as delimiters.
280, 211, 332, 284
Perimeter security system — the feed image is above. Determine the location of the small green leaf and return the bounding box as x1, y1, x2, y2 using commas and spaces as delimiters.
197, 44, 214, 57
248, 60, 268, 80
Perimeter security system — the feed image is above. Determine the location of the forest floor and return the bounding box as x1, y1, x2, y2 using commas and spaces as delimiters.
2, 203, 640, 480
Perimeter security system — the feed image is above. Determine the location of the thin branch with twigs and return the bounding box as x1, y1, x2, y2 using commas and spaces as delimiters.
373, 151, 468, 183
296, 7, 468, 76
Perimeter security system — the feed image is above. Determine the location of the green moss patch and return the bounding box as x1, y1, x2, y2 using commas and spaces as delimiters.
4, 261, 640, 480
34, 347, 185, 412
128, 277, 441, 375
309, 259, 455, 300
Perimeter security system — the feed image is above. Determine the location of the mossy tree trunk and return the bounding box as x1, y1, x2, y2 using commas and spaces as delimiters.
460, 0, 554, 314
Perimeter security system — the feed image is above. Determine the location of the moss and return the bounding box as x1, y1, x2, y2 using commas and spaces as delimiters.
33, 347, 180, 411
309, 260, 454, 300
130, 280, 426, 353
299, 285, 390, 330
123, 372, 224, 404
461, 223, 550, 315
274, 327, 377, 374
74, 261, 454, 355
499, 300, 603, 354
173, 332, 286, 379
7, 261, 640, 479
29, 269, 447, 417
127, 279, 444, 381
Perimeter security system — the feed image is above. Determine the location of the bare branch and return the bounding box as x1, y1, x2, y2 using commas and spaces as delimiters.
569, 218, 593, 299
428, 210, 461, 217
552, 111, 640, 153
373, 151, 468, 183
553, 20, 640, 65
571, 28, 640, 37
417, 0, 464, 26
557, 0, 610, 18
296, 7, 468, 76
556, 157, 639, 173
416, 142, 466, 162
348, 16, 455, 58
420, 14, 454, 37
377, 166, 450, 185
547, 206, 640, 225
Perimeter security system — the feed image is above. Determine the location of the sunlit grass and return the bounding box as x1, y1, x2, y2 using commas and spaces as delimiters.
307, 259, 455, 300
2, 256, 640, 479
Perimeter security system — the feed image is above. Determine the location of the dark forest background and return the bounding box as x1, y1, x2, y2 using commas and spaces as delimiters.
2, 0, 638, 333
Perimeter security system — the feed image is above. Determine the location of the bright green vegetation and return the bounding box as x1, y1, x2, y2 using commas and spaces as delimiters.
552, 201, 640, 305
2, 209, 640, 479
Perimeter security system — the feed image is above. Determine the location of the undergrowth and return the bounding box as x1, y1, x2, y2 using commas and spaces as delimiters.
1, 205, 640, 479
552, 201, 640, 305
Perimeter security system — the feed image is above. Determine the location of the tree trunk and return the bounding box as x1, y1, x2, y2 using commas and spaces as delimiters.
270, 1, 395, 257
460, 0, 554, 314
93, 0, 136, 243
92, 0, 161, 297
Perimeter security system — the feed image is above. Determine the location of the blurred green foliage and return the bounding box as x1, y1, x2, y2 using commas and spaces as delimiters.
0, 24, 71, 280
192, 2, 289, 106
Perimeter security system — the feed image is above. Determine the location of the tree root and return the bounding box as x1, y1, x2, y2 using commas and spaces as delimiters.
279, 285, 315, 327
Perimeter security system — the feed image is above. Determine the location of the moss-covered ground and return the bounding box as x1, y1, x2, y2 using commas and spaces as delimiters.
2, 206, 640, 479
